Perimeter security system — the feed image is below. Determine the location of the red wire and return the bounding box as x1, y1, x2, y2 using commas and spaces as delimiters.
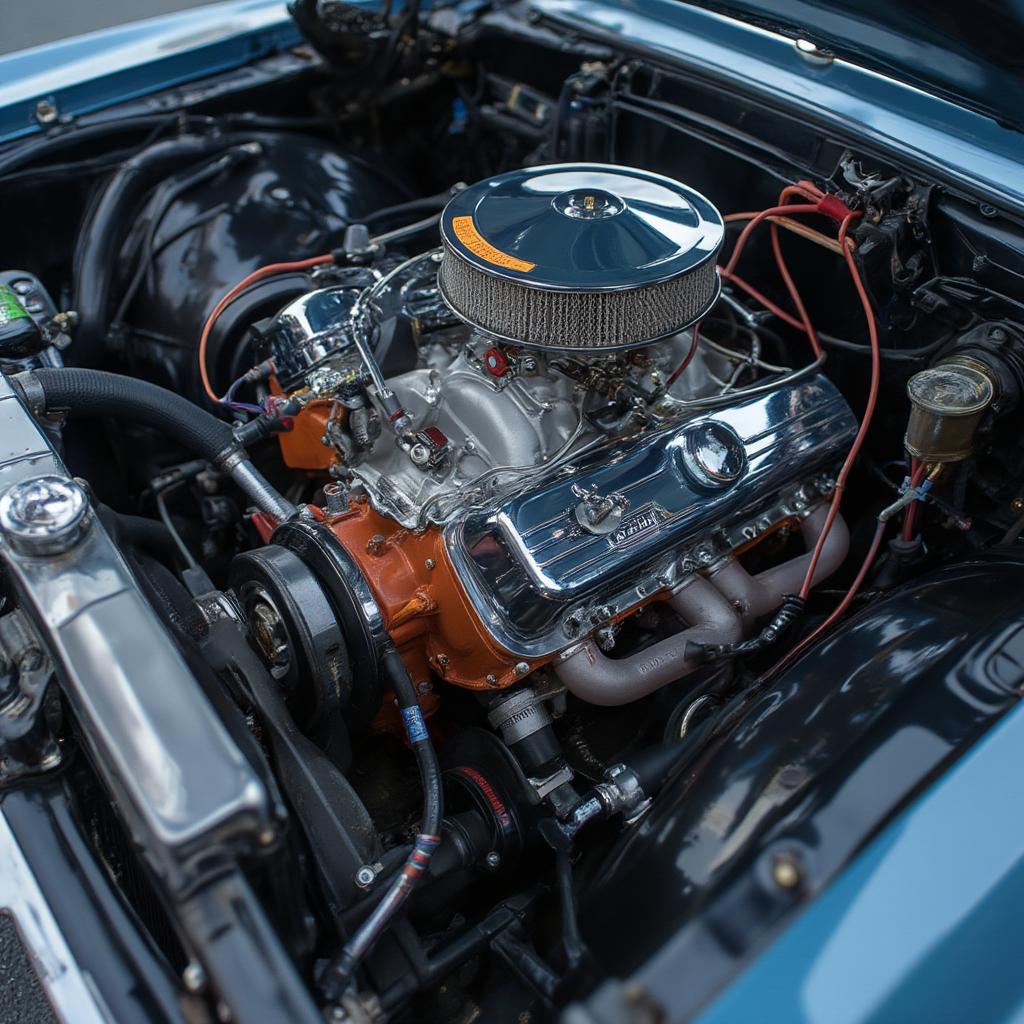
723, 202, 822, 275
665, 321, 701, 389
199, 254, 335, 404
902, 458, 928, 541
770, 220, 823, 359
772, 518, 888, 674
797, 213, 881, 600
718, 267, 809, 333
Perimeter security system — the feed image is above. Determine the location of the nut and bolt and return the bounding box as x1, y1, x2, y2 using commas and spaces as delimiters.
367, 533, 386, 556
770, 851, 803, 891
1012, 499, 1024, 514
514, 661, 530, 677
425, 558, 436, 570
182, 961, 207, 993
437, 654, 450, 668
355, 864, 377, 889
484, 851, 501, 870
250, 601, 289, 670
323, 482, 348, 515
34, 98, 58, 124
485, 673, 498, 686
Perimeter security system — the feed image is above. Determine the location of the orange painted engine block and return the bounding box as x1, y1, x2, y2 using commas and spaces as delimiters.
320, 497, 539, 692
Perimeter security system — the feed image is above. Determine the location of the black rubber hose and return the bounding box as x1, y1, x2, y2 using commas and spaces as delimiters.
71, 133, 255, 361
383, 647, 443, 837
28, 367, 236, 462
320, 647, 443, 1001
106, 509, 178, 559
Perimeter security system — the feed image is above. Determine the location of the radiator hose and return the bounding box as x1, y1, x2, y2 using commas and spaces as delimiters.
14, 367, 296, 522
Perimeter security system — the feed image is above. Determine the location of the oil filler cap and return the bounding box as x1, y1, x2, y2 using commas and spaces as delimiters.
677, 422, 746, 488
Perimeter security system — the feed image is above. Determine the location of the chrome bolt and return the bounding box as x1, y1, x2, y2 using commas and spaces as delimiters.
257, 826, 277, 848
34, 98, 58, 124
485, 851, 501, 870
485, 673, 498, 686
355, 865, 376, 889
794, 38, 833, 65
514, 661, 530, 677
425, 558, 436, 570
323, 482, 348, 515
437, 654, 450, 668
771, 851, 803, 890
183, 960, 207, 993
0, 475, 90, 555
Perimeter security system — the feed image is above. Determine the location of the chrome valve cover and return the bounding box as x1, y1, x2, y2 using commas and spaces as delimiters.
446, 375, 857, 658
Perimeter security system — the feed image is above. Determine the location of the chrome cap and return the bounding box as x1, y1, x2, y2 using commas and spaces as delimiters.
678, 422, 746, 489
0, 475, 90, 555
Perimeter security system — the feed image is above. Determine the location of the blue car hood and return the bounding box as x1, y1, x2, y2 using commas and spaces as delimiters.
691, 0, 1024, 130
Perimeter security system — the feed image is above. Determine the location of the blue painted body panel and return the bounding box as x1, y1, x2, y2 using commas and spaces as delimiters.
696, 700, 1024, 1024
0, 1, 299, 142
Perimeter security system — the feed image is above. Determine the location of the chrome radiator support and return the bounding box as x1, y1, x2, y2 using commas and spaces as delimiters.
446, 374, 857, 660
0, 373, 270, 888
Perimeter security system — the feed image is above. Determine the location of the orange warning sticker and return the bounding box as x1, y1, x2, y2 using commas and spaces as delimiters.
452, 215, 535, 272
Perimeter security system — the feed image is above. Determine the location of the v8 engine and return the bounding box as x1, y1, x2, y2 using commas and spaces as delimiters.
227, 164, 854, 735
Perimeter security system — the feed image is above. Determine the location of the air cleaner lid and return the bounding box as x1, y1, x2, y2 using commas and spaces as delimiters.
440, 163, 724, 292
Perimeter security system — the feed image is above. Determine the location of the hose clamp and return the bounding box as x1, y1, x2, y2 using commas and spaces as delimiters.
10, 372, 45, 417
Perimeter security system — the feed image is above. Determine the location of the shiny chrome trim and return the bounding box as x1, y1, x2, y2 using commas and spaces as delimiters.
0, 810, 110, 1024
445, 374, 855, 658
0, 375, 269, 876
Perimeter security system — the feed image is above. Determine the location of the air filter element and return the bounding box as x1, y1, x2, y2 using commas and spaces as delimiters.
439, 163, 724, 351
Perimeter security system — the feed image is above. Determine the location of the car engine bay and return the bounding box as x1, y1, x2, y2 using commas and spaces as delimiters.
1, 2, 1023, 1022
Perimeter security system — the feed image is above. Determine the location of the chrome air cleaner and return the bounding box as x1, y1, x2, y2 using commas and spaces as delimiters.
438, 163, 724, 351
